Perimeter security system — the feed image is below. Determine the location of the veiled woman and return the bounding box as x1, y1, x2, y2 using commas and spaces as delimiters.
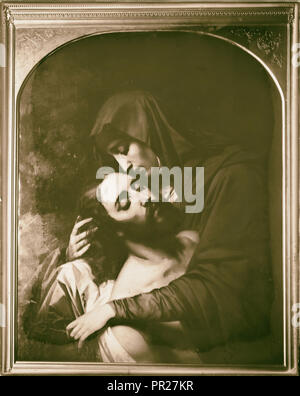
65, 90, 273, 363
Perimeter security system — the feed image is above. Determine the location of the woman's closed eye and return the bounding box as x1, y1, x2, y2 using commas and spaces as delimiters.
108, 140, 129, 155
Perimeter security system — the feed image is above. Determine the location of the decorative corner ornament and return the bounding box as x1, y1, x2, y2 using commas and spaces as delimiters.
287, 8, 295, 24
4, 6, 14, 26
226, 27, 284, 68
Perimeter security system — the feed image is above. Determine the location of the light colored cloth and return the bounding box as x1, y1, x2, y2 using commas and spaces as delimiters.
97, 327, 135, 363
57, 260, 135, 363
56, 260, 114, 313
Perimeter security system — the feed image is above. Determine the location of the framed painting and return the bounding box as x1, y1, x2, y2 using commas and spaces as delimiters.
0, 1, 299, 375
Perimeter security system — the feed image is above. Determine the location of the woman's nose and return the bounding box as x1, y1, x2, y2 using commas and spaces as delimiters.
114, 155, 132, 173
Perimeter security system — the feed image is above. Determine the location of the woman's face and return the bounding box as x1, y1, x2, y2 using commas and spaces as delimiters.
106, 137, 159, 174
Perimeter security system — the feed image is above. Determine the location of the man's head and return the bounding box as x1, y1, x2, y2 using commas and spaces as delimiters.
96, 172, 182, 240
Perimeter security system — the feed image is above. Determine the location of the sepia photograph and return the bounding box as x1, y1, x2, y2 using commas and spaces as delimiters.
1, 2, 299, 376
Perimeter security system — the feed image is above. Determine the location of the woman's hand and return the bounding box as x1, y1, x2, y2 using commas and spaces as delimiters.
66, 217, 98, 261
66, 303, 116, 348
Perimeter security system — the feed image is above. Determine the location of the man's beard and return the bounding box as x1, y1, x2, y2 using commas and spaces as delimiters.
118, 201, 183, 242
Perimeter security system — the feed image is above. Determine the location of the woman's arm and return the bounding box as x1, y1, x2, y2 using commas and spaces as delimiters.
66, 164, 272, 348
111, 164, 272, 345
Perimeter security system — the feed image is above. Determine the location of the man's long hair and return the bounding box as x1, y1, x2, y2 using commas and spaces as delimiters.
76, 184, 128, 284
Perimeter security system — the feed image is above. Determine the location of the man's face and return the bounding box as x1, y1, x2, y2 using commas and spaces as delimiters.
97, 172, 181, 238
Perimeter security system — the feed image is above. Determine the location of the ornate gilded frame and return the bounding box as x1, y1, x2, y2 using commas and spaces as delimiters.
1, 2, 299, 375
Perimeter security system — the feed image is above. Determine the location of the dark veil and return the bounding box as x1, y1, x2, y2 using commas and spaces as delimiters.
90, 90, 194, 168
89, 90, 265, 201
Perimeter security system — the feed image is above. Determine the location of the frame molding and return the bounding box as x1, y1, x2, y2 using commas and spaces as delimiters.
1, 2, 299, 376
1, 3, 296, 24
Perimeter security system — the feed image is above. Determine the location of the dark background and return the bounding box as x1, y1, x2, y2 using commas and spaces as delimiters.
19, 31, 275, 220
17, 31, 278, 360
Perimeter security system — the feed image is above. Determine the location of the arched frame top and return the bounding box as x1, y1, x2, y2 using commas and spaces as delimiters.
17, 28, 286, 102
6, 2, 293, 94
